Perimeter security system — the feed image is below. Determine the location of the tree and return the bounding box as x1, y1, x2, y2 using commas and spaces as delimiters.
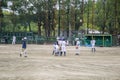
0, 0, 7, 32
1, 0, 120, 37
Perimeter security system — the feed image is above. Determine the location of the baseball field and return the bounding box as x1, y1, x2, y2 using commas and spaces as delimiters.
0, 44, 120, 80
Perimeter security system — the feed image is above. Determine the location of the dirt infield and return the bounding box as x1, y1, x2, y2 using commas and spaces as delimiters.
0, 44, 120, 80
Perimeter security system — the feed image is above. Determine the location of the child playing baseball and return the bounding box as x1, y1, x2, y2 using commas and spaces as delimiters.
52, 42, 59, 56
75, 39, 80, 55
61, 39, 67, 56
90, 38, 96, 53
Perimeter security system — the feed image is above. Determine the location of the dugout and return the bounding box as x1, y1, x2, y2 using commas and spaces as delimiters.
0, 32, 33, 44
84, 34, 112, 47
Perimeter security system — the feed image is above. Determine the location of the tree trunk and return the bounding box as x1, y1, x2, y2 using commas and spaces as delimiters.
114, 0, 118, 35
0, 1, 3, 32
28, 22, 31, 32
38, 20, 41, 36
87, 1, 89, 34
74, 0, 77, 31
102, 0, 106, 34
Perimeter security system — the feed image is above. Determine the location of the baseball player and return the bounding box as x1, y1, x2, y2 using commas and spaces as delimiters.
12, 36, 16, 45
52, 42, 56, 55
75, 40, 80, 55
20, 37, 27, 57
58, 38, 62, 56
90, 38, 96, 53
61, 39, 67, 56
54, 43, 59, 56
52, 42, 59, 56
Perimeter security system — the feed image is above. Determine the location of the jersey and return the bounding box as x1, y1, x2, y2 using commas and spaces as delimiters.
61, 41, 66, 47
13, 36, 16, 41
61, 41, 66, 52
22, 39, 27, 49
91, 40, 96, 48
55, 44, 59, 53
76, 41, 80, 46
91, 40, 96, 45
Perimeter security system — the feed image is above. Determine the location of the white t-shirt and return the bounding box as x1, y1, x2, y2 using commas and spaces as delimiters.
55, 45, 59, 53
91, 40, 96, 45
58, 40, 62, 46
76, 41, 80, 46
13, 36, 16, 41
61, 41, 66, 47
91, 40, 96, 48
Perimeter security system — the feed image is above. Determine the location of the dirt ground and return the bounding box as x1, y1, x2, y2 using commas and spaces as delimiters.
0, 44, 120, 80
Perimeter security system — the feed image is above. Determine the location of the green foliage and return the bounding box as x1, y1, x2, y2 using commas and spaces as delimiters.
1, 0, 120, 37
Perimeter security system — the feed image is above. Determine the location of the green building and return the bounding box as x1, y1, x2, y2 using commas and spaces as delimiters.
85, 34, 112, 47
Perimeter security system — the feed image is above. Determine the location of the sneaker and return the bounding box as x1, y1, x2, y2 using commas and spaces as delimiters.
24, 56, 27, 58
20, 54, 22, 57
75, 53, 79, 55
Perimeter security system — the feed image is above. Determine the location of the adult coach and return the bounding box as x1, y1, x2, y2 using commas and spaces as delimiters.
20, 37, 27, 57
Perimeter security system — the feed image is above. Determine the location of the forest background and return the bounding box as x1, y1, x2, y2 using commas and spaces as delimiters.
0, 0, 120, 38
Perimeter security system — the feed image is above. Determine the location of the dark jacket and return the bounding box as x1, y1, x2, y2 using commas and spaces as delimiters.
22, 39, 27, 48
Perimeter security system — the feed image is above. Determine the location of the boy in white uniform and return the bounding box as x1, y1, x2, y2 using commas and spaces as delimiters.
55, 43, 59, 56
58, 39, 62, 56
75, 40, 80, 55
91, 39, 96, 53
52, 42, 59, 56
12, 36, 16, 45
61, 39, 67, 56
52, 42, 56, 55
